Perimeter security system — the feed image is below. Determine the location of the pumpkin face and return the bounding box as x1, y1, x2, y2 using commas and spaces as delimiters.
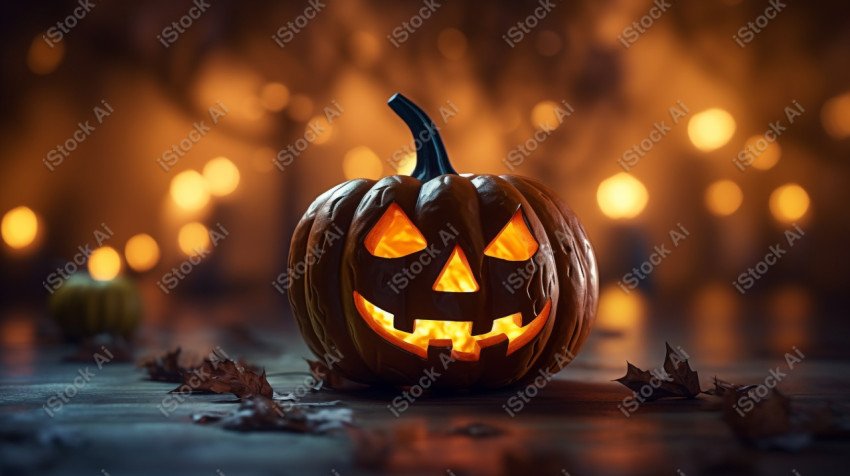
288, 94, 597, 389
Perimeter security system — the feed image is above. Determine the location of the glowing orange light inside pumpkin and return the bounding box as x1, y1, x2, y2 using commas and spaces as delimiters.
433, 246, 479, 292
354, 291, 551, 361
484, 210, 538, 261
364, 203, 427, 258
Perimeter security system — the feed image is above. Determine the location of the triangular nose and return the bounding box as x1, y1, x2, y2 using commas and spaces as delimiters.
433, 245, 479, 292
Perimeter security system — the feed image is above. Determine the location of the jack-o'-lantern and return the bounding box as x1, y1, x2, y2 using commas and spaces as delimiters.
288, 94, 597, 389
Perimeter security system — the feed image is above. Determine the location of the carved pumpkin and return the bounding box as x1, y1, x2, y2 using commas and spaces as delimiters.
288, 94, 597, 389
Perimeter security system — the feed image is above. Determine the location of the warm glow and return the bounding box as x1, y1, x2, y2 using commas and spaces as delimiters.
744, 135, 781, 170
260, 82, 290, 112
354, 291, 551, 361
705, 180, 743, 216
688, 108, 736, 151
203, 157, 240, 197
531, 100, 561, 129
596, 285, 645, 333
170, 170, 210, 211
433, 246, 479, 292
396, 152, 416, 175
178, 222, 211, 256
287, 94, 314, 121
306, 115, 333, 144
124, 234, 160, 272
365, 203, 427, 258
27, 34, 64, 75
343, 146, 384, 180
769, 183, 810, 223
821, 92, 850, 139
437, 28, 468, 60
1, 206, 38, 249
88, 246, 121, 281
484, 210, 538, 261
596, 173, 649, 219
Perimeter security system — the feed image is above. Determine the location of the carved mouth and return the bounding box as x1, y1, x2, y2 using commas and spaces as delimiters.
353, 291, 551, 362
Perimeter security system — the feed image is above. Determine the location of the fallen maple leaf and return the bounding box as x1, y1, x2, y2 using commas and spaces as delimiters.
172, 349, 274, 399
139, 348, 185, 382
614, 342, 701, 400
193, 396, 351, 433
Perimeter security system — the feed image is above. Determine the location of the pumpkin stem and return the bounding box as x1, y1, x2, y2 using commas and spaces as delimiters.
388, 93, 457, 181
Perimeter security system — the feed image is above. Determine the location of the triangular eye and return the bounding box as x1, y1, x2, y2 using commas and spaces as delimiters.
484, 209, 538, 261
365, 203, 428, 258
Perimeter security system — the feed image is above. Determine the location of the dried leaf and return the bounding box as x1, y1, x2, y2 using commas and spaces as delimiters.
193, 396, 351, 433
614, 342, 701, 400
722, 388, 811, 451
306, 359, 368, 391
703, 376, 757, 397
139, 348, 185, 382
172, 349, 273, 399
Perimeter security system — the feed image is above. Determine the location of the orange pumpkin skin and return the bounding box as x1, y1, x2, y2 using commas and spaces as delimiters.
287, 95, 597, 389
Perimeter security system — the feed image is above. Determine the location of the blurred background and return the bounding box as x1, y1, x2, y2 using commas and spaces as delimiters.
1, 0, 849, 373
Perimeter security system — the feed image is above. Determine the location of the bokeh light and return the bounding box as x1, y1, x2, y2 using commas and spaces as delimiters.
306, 116, 333, 145
596, 285, 646, 333
170, 170, 210, 211
178, 222, 211, 256
596, 173, 649, 219
259, 82, 290, 112
769, 183, 810, 223
343, 146, 384, 180
437, 28, 468, 60
1, 206, 38, 250
396, 152, 417, 175
287, 95, 314, 122
688, 108, 736, 152
203, 157, 240, 197
124, 234, 160, 272
821, 92, 850, 139
27, 34, 64, 75
704, 180, 743, 216
531, 100, 561, 129
744, 135, 782, 170
88, 246, 121, 281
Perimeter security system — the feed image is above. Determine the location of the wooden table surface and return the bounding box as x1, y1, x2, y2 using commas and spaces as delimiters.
2, 303, 849, 476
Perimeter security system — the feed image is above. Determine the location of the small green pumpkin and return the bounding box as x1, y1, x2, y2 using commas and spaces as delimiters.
49, 274, 142, 341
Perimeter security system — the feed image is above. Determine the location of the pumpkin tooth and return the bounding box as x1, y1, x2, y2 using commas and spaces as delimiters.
354, 291, 551, 361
